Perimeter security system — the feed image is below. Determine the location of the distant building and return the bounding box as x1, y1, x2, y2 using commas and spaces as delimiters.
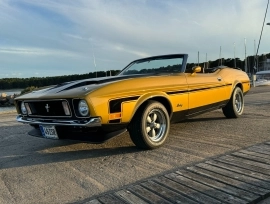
258, 59, 270, 71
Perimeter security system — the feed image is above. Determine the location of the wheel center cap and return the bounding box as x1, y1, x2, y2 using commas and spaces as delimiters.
150, 122, 156, 128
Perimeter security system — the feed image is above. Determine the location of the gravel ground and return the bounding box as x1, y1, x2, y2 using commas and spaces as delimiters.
0, 86, 269, 204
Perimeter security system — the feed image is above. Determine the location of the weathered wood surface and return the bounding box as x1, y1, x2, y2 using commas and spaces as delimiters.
90, 142, 270, 203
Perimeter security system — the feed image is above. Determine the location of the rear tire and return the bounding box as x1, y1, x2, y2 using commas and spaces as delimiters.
129, 101, 170, 149
222, 87, 244, 118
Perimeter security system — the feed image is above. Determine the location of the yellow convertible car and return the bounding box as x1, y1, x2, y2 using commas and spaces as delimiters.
15, 54, 250, 149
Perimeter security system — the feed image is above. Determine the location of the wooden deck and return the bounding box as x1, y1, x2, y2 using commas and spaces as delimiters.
88, 142, 270, 204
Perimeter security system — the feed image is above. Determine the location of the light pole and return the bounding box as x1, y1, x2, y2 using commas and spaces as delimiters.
253, 0, 269, 87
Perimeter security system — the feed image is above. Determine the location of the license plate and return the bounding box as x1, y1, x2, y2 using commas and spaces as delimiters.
39, 125, 59, 139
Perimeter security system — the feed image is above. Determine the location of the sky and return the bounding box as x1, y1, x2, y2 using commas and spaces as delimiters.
0, 0, 269, 78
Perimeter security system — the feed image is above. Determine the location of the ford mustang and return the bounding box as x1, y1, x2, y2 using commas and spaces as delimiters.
15, 54, 250, 149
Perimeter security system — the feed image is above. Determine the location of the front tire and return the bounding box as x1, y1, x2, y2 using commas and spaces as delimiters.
222, 87, 244, 118
129, 101, 170, 149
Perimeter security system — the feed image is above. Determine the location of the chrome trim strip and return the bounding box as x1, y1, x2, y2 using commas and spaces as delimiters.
16, 115, 102, 127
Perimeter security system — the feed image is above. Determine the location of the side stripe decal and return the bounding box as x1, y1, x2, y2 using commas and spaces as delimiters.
109, 96, 139, 113
167, 84, 231, 95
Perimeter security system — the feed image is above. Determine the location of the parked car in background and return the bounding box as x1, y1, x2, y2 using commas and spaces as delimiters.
255, 70, 270, 86
15, 54, 250, 149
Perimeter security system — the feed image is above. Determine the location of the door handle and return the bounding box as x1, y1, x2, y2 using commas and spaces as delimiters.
217, 77, 222, 81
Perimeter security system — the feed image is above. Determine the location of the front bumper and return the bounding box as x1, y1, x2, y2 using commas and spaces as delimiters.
16, 115, 102, 127
16, 115, 127, 143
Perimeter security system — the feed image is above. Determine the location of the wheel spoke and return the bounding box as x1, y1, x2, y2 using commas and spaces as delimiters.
151, 129, 156, 137
146, 127, 151, 133
155, 123, 161, 129
235, 96, 243, 112
153, 113, 157, 122
235, 99, 239, 110
147, 116, 152, 123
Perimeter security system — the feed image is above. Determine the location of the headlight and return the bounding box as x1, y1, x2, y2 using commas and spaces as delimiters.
21, 102, 27, 115
78, 100, 89, 116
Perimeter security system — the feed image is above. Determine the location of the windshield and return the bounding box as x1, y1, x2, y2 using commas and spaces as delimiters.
119, 56, 183, 75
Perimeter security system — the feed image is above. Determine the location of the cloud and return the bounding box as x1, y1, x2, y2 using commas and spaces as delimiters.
0, 47, 79, 57
114, 46, 149, 58
0, 0, 269, 78
64, 33, 90, 41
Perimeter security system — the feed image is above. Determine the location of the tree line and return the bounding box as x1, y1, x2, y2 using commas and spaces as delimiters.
0, 53, 269, 90
0, 70, 120, 90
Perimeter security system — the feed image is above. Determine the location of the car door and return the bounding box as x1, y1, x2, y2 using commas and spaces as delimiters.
185, 72, 227, 116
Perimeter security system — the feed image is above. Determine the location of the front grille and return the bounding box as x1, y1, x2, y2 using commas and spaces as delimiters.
27, 100, 71, 117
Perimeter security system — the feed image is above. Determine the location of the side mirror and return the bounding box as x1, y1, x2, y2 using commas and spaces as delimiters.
192, 66, 202, 73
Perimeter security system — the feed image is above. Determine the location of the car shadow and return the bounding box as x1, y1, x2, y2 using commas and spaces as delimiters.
0, 142, 141, 170
0, 125, 141, 170
0, 115, 231, 170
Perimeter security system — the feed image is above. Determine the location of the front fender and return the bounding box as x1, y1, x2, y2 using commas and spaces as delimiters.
121, 92, 172, 123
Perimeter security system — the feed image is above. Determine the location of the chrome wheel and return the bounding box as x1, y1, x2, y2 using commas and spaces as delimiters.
145, 109, 167, 142
222, 87, 244, 118
129, 101, 170, 149
234, 92, 243, 113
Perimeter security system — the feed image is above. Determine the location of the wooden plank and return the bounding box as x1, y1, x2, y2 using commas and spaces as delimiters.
205, 160, 270, 182
216, 156, 270, 176
84, 199, 103, 204
153, 176, 221, 204
141, 180, 198, 204
196, 163, 270, 190
128, 184, 171, 204
239, 149, 270, 160
232, 152, 270, 164
165, 172, 245, 204
97, 194, 126, 204
115, 190, 148, 204
254, 144, 270, 150
176, 169, 259, 202
187, 166, 269, 196
248, 146, 270, 155
247, 147, 270, 155
220, 155, 270, 170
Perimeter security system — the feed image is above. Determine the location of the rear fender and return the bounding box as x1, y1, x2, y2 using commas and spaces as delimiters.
232, 80, 243, 94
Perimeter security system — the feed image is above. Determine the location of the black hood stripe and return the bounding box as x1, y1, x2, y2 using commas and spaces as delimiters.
55, 74, 156, 93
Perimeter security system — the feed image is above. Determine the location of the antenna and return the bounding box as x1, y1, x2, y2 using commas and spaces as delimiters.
244, 38, 247, 72
197, 51, 199, 66
92, 52, 97, 78
219, 46, 222, 66
234, 42, 236, 68
90, 38, 97, 78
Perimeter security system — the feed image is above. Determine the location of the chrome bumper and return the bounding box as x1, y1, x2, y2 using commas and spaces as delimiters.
16, 115, 102, 127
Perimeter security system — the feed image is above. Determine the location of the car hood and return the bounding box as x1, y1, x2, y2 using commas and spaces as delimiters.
15, 74, 152, 100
